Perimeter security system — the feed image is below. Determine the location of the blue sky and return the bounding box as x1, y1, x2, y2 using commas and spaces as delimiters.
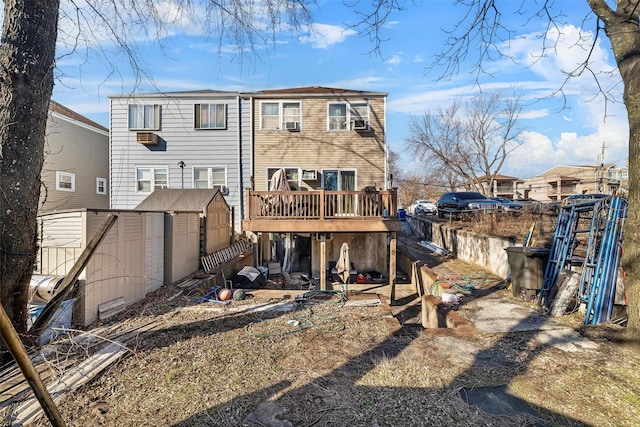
52, 0, 628, 178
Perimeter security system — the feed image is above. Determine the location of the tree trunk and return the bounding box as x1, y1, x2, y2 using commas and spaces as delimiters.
592, 0, 640, 335
0, 0, 59, 363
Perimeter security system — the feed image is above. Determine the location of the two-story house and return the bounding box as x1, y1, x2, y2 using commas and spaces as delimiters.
109, 86, 400, 292
242, 86, 399, 289
517, 164, 628, 201
108, 90, 251, 232
40, 101, 109, 212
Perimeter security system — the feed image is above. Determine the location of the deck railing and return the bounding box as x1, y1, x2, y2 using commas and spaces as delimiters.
245, 189, 397, 220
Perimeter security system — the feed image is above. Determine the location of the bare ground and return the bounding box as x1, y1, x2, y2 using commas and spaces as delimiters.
2, 263, 639, 427
2, 211, 639, 426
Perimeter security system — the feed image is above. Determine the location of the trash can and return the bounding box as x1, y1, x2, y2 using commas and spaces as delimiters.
504, 246, 550, 299
398, 209, 406, 221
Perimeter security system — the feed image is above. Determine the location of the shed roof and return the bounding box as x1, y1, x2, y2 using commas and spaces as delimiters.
134, 189, 226, 212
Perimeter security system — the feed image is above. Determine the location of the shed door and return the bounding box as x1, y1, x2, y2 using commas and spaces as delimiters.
145, 213, 164, 291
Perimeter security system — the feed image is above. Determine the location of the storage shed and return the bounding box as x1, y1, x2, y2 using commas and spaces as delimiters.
135, 189, 231, 283
37, 209, 165, 325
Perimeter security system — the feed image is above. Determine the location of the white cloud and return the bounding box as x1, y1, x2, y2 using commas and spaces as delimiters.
505, 131, 568, 177
299, 23, 357, 49
519, 109, 548, 120
385, 54, 402, 65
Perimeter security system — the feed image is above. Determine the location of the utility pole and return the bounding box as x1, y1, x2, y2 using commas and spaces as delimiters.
597, 142, 606, 193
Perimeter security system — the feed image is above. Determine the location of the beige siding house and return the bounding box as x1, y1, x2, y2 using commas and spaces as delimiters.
517, 164, 628, 201
40, 101, 109, 212
243, 87, 400, 289
458, 174, 520, 198
251, 87, 388, 192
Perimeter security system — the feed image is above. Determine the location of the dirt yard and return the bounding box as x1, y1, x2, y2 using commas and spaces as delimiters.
2, 211, 638, 426
3, 256, 639, 427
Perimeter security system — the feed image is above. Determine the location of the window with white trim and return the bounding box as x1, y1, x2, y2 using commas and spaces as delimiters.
260, 101, 301, 130
193, 166, 227, 192
328, 102, 369, 131
56, 171, 75, 192
136, 166, 168, 193
96, 177, 107, 195
267, 167, 300, 190
195, 104, 226, 129
128, 104, 160, 130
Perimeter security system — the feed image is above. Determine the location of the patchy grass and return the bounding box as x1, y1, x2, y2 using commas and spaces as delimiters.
3, 274, 638, 427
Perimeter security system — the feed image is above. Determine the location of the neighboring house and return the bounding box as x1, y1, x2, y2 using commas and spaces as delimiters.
40, 101, 110, 212
108, 91, 250, 233
517, 164, 628, 201
457, 174, 520, 198
242, 86, 400, 288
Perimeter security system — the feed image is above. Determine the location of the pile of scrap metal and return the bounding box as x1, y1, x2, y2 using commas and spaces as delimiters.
538, 196, 628, 325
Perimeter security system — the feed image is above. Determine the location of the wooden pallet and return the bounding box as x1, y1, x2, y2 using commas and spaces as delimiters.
201, 239, 252, 272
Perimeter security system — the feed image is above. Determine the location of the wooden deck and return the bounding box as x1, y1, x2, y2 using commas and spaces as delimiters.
243, 188, 401, 232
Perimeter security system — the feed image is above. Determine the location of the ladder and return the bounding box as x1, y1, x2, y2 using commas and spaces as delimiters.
538, 200, 600, 311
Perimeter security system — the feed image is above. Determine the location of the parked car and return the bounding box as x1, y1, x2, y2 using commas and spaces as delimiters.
489, 196, 523, 213
515, 198, 544, 213
407, 199, 438, 215
437, 192, 499, 218
561, 193, 609, 206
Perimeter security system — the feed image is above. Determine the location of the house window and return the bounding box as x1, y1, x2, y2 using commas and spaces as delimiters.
328, 102, 369, 131
136, 166, 168, 193
56, 171, 75, 192
267, 167, 299, 190
282, 102, 300, 126
328, 103, 347, 131
195, 104, 226, 129
96, 177, 107, 195
260, 101, 301, 130
128, 104, 160, 130
193, 166, 227, 192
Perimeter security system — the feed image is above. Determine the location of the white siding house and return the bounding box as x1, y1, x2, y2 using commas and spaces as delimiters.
109, 91, 250, 232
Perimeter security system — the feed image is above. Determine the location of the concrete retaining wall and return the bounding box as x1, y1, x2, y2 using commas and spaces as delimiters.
406, 216, 516, 279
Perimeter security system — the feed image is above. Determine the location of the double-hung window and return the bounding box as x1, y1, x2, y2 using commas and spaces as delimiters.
328, 102, 370, 131
56, 171, 75, 192
195, 104, 226, 129
128, 104, 160, 130
193, 166, 227, 193
136, 166, 168, 193
96, 177, 107, 195
260, 101, 301, 130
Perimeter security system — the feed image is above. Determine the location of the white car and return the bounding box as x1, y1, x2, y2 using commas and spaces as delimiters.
408, 199, 438, 215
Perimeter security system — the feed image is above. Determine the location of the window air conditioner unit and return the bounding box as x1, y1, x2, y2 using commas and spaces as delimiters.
302, 169, 317, 180
136, 132, 158, 145
352, 119, 368, 131
213, 184, 228, 195
285, 121, 300, 131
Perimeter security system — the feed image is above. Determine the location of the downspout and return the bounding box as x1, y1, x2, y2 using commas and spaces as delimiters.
237, 94, 242, 234
384, 95, 388, 190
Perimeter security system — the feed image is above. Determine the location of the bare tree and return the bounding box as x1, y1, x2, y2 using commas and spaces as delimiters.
422, 0, 640, 337
0, 0, 314, 363
406, 92, 523, 197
